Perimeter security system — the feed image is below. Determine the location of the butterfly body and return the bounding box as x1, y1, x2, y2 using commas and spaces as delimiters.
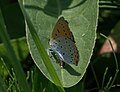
49, 17, 79, 67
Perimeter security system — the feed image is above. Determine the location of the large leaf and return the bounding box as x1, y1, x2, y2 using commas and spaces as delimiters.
24, 0, 98, 87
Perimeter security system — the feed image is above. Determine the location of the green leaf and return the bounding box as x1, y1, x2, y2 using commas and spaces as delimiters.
24, 0, 99, 87
18, 0, 64, 91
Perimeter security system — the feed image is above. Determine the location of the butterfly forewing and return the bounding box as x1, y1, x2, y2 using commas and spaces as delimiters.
52, 17, 75, 43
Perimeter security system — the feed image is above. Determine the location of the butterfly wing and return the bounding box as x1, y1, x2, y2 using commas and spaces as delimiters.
50, 36, 79, 66
50, 17, 79, 66
51, 17, 75, 43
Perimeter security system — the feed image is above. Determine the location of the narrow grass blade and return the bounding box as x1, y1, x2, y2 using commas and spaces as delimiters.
100, 33, 119, 91
18, 1, 64, 92
102, 67, 108, 89
0, 9, 31, 92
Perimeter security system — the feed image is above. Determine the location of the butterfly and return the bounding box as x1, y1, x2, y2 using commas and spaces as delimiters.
49, 17, 79, 68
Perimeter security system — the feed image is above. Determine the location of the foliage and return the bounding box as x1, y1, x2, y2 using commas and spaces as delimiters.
0, 0, 120, 92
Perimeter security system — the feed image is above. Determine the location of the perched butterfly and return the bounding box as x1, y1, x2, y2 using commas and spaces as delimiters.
49, 17, 79, 68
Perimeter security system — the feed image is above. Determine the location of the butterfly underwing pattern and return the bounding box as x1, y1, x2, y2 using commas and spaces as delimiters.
49, 17, 79, 68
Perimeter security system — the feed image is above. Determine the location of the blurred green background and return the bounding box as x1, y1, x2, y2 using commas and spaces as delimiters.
0, 0, 120, 92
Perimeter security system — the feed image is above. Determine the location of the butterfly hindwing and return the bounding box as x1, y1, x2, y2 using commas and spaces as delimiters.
50, 36, 79, 65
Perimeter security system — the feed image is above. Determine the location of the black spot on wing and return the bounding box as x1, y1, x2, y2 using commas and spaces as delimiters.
57, 29, 60, 33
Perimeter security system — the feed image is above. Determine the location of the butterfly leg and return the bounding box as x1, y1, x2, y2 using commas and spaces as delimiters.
48, 48, 60, 64
48, 48, 54, 58
59, 61, 65, 68
49, 48, 65, 68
